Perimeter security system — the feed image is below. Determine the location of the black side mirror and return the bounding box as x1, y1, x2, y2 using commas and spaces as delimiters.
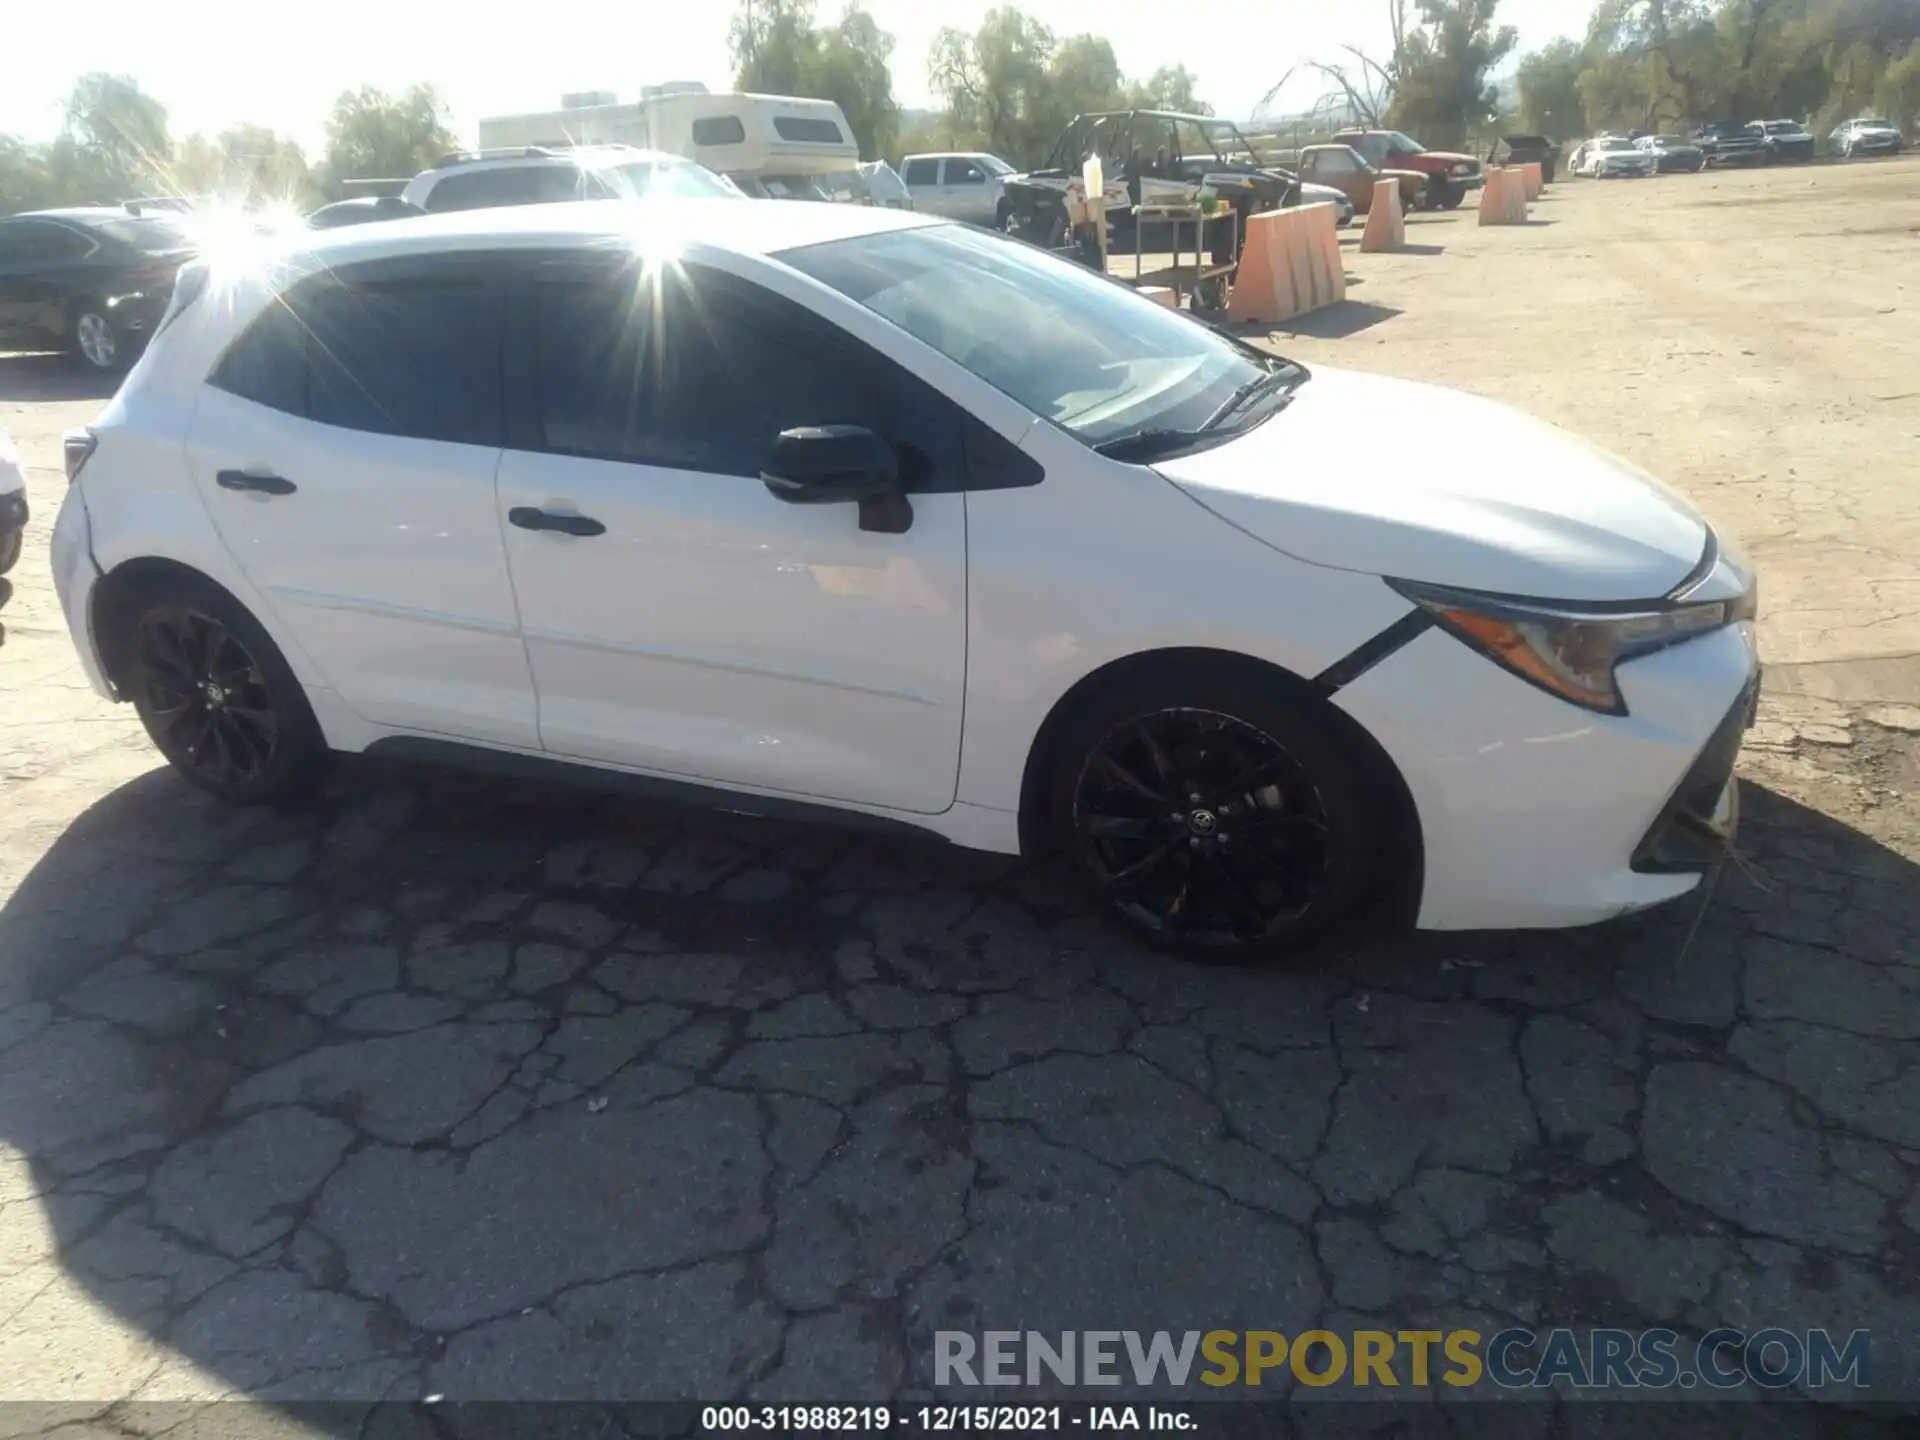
761, 425, 913, 534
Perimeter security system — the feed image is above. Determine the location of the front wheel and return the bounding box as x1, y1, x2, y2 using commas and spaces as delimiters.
0, 528, 20, 576
71, 306, 124, 373
1049, 672, 1383, 959
124, 578, 329, 804
1440, 185, 1466, 210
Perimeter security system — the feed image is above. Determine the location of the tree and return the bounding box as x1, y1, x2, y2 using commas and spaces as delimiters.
1132, 64, 1213, 114
1517, 38, 1590, 136
1391, 0, 1521, 149
316, 85, 455, 199
62, 73, 172, 196
929, 8, 1057, 162
731, 1, 901, 159
172, 125, 312, 205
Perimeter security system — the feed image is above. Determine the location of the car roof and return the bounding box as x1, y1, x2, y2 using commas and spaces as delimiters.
424, 146, 689, 175
9, 207, 154, 224
295, 197, 940, 268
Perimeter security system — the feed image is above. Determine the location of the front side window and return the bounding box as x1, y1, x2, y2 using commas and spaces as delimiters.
1385, 131, 1425, 153
79, 215, 193, 251
210, 267, 503, 447
0, 219, 92, 263
1314, 148, 1360, 174
945, 159, 987, 185
528, 261, 961, 484
782, 222, 1273, 449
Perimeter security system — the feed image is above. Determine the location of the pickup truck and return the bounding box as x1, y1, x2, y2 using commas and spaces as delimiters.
1690, 122, 1768, 167
1331, 129, 1483, 208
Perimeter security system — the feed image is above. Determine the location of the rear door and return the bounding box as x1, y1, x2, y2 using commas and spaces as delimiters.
902, 157, 944, 214
186, 253, 537, 747
0, 218, 93, 341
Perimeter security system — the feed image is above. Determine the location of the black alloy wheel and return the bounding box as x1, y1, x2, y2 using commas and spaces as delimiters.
1070, 707, 1341, 949
133, 604, 282, 791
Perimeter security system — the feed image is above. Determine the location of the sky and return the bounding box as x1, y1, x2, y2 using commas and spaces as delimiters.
3, 0, 1598, 155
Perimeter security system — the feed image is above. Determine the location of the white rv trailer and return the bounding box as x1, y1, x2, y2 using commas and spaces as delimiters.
477, 89, 860, 189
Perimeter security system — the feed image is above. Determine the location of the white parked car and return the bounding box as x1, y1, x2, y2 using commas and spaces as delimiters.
1829, 117, 1904, 159
52, 202, 1758, 956
900, 152, 1016, 226
1573, 136, 1657, 178
399, 145, 737, 213
0, 427, 24, 580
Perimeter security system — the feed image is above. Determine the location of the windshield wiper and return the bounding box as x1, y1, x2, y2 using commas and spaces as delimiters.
1200, 364, 1301, 431
1092, 427, 1213, 461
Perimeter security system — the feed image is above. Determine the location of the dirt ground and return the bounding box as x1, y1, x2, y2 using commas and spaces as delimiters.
1, 157, 1919, 1424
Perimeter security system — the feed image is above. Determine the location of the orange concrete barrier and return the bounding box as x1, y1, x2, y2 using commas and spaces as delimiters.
1360, 177, 1405, 253
1227, 202, 1346, 325
1477, 167, 1529, 226
1520, 161, 1544, 200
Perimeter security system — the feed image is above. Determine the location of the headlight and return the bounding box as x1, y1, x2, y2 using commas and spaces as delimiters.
1389, 578, 1757, 715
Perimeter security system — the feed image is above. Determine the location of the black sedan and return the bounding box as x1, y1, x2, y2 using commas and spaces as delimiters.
0, 207, 196, 372
1752, 119, 1816, 162
1636, 134, 1706, 173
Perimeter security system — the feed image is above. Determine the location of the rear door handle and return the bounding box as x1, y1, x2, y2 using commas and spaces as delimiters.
216, 469, 296, 496
508, 506, 606, 537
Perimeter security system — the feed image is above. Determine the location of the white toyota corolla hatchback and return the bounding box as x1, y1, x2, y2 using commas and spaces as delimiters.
51, 201, 1758, 956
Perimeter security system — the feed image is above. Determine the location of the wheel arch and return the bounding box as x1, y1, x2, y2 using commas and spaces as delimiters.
1015, 645, 1425, 921
90, 556, 255, 696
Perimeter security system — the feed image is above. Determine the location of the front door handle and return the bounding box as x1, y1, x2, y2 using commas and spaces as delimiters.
508, 506, 606, 537
216, 469, 296, 496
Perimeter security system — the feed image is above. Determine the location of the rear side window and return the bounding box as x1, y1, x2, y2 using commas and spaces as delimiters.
691, 116, 747, 146
902, 158, 939, 185
773, 116, 844, 144
423, 165, 602, 212
210, 268, 503, 447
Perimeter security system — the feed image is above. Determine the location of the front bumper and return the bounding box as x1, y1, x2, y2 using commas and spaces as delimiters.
1333, 618, 1760, 931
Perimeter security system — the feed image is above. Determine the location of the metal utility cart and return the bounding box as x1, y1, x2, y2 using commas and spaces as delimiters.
1126, 202, 1239, 312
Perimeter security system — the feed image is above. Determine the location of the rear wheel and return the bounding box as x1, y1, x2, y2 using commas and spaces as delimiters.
0, 528, 20, 575
70, 304, 123, 373
123, 578, 328, 804
1049, 670, 1383, 960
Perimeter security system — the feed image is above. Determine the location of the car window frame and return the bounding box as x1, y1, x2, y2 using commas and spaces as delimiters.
499, 249, 1041, 495
902, 158, 940, 186
207, 251, 510, 449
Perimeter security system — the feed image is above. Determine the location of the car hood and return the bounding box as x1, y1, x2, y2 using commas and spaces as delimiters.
1416, 150, 1477, 165
1298, 181, 1351, 207
1152, 366, 1710, 602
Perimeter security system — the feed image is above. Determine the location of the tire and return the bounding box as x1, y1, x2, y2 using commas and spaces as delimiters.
120, 574, 329, 804
1439, 185, 1465, 210
1046, 665, 1385, 960
69, 303, 124, 374
0, 527, 20, 576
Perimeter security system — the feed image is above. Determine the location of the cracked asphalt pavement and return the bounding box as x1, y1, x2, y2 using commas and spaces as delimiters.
3, 161, 1920, 1429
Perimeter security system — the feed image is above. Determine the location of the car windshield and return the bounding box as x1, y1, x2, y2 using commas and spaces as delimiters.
1855, 119, 1891, 129
1602, 138, 1639, 152
781, 222, 1278, 448
1763, 121, 1801, 134
978, 155, 1013, 175
80, 214, 194, 250
1656, 135, 1690, 145
606, 161, 736, 200
1385, 131, 1425, 152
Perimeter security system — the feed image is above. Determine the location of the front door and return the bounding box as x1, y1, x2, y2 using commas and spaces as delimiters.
937, 157, 994, 224
0, 218, 91, 342
185, 255, 538, 748
495, 255, 968, 815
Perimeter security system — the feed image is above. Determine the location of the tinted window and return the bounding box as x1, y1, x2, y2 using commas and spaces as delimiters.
1314, 149, 1360, 174
691, 115, 747, 146
945, 159, 987, 184
773, 116, 844, 144
79, 215, 194, 251
424, 165, 603, 212
211, 270, 502, 447
529, 262, 960, 485
0, 219, 92, 262
902, 158, 940, 185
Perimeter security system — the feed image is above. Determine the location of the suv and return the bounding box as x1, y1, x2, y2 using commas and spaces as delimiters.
52, 200, 1761, 956
1750, 119, 1815, 162
1690, 122, 1767, 167
399, 145, 738, 213
1331, 130, 1483, 209
1829, 116, 1905, 159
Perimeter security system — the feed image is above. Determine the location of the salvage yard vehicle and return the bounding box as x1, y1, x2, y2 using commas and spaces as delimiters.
1495, 134, 1561, 183
1572, 136, 1657, 178
1751, 119, 1815, 162
1000, 109, 1331, 250
0, 206, 196, 373
1332, 128, 1483, 208
399, 146, 737, 213
1294, 144, 1427, 214
1635, 134, 1706, 173
900, 152, 1016, 225
478, 88, 858, 197
1691, 121, 1768, 166
53, 199, 1760, 956
1829, 117, 1905, 158
0, 427, 23, 581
